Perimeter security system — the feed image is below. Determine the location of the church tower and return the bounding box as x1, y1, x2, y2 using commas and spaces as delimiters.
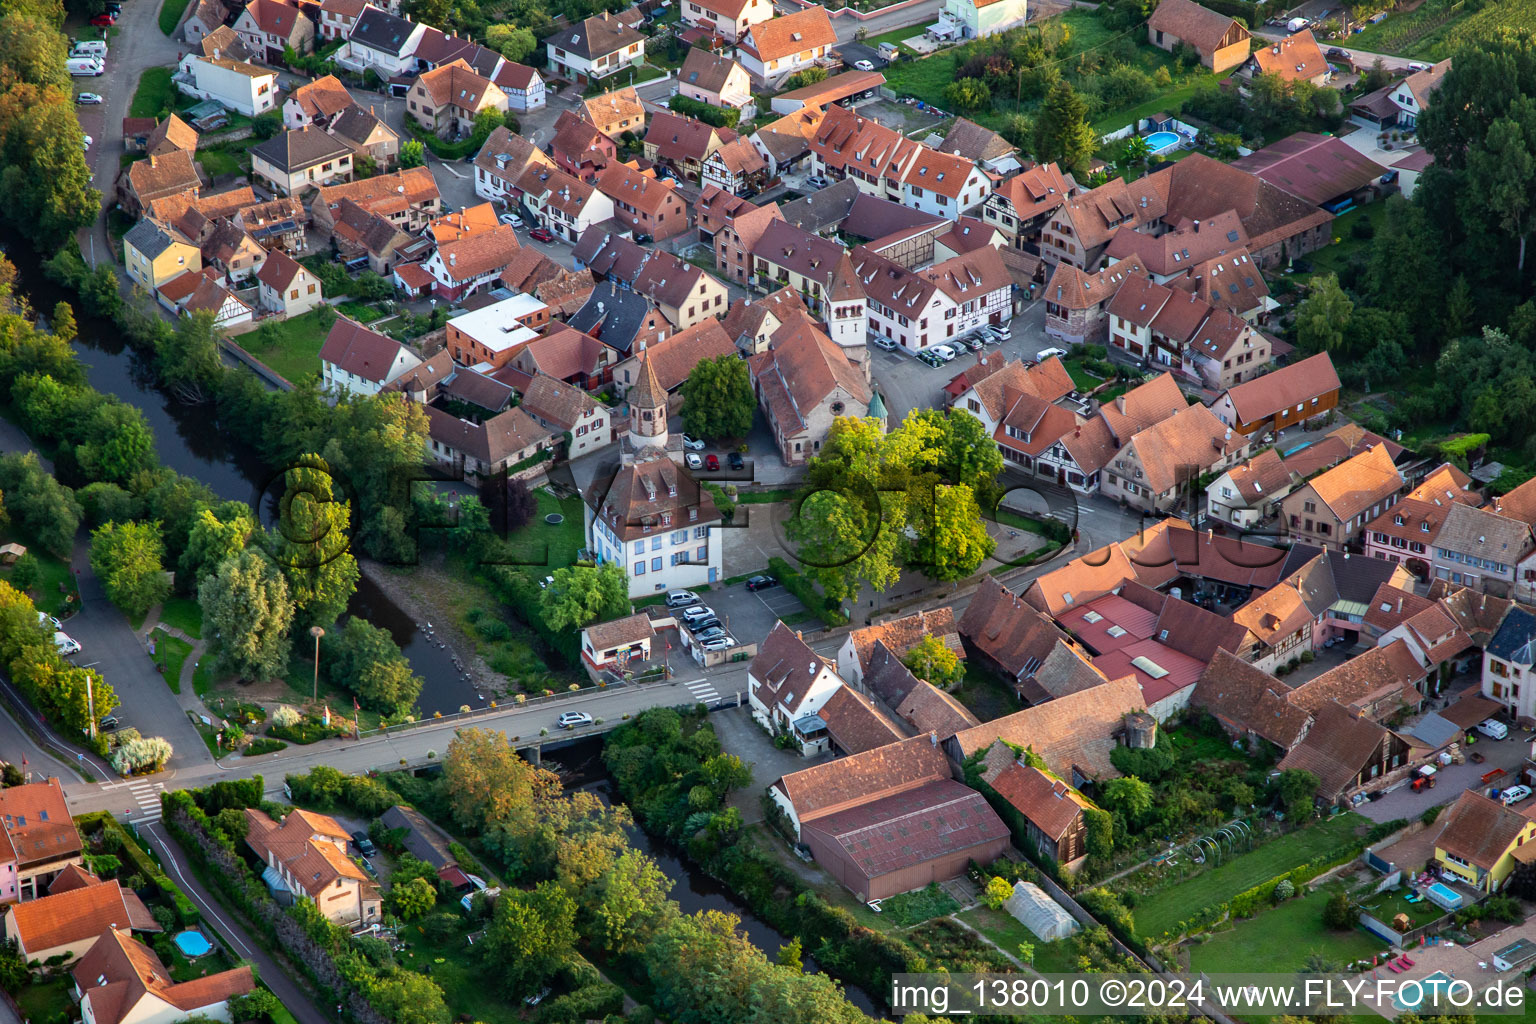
625, 349, 669, 458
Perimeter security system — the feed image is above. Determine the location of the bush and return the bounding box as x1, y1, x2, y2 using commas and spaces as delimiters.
1273, 878, 1295, 902
766, 556, 847, 627
270, 705, 301, 728
245, 738, 288, 756
1322, 890, 1356, 930
111, 736, 173, 775
666, 94, 740, 129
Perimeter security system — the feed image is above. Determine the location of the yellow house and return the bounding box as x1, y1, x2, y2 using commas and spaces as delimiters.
1433, 789, 1536, 892
123, 220, 201, 292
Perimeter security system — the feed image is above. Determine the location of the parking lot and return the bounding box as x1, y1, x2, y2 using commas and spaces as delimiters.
690, 578, 809, 645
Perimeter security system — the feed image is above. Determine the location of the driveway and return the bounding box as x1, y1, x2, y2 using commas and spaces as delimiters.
1355, 732, 1533, 823
698, 577, 807, 644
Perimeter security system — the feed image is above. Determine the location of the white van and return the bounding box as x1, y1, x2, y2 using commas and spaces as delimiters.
1477, 718, 1510, 740
67, 56, 104, 76
72, 41, 107, 58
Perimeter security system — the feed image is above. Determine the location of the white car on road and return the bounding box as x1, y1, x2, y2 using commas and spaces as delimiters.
557, 711, 594, 730
54, 632, 81, 656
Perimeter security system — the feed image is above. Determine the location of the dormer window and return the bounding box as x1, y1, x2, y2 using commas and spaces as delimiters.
1394, 515, 1404, 526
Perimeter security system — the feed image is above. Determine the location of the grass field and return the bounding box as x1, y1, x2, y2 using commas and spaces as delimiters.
0, 533, 79, 619
499, 489, 586, 569
130, 67, 176, 119
1301, 202, 1389, 282
158, 596, 203, 638
240, 308, 333, 383
958, 906, 1038, 963
1127, 813, 1368, 940
153, 634, 194, 694
881, 883, 961, 926
1358, 886, 1445, 929
196, 147, 244, 179
158, 0, 192, 36
862, 20, 938, 55
1192, 884, 1387, 973
16, 975, 73, 1024
951, 662, 1019, 722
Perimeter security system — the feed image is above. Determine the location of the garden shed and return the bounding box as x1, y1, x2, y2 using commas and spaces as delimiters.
1004, 881, 1079, 942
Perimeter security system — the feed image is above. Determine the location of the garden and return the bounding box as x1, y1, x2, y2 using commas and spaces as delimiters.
1189, 882, 1386, 974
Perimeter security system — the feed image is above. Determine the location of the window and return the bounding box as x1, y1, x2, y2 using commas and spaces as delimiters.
651, 537, 662, 551
633, 541, 644, 555
635, 561, 646, 575
651, 556, 662, 571
696, 545, 707, 560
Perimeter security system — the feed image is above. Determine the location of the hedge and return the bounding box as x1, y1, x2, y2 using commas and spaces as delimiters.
766, 556, 848, 627
666, 94, 741, 129
75, 811, 190, 907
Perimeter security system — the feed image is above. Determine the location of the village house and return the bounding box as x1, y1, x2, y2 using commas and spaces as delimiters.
544, 12, 646, 85
568, 285, 670, 356
421, 224, 522, 302
935, 117, 1021, 176
642, 111, 733, 183
173, 55, 278, 117
424, 404, 554, 479
718, 287, 809, 355
1101, 403, 1249, 513
197, 23, 252, 62
957, 576, 1076, 688
580, 612, 656, 672
1042, 257, 1148, 344
123, 220, 201, 292
72, 928, 255, 1024
809, 106, 922, 205
681, 0, 773, 43
749, 219, 859, 319
339, 7, 426, 79
678, 49, 753, 110
633, 250, 729, 328
198, 218, 267, 281
993, 387, 1117, 494
901, 148, 992, 221
255, 249, 323, 317
231, 0, 313, 63
552, 109, 619, 183
1146, 0, 1251, 73
1432, 790, 1536, 893
1280, 443, 1403, 552
493, 61, 545, 112
837, 608, 961, 687
1274, 701, 1412, 805
982, 161, 1073, 249
507, 326, 621, 392
1424, 502, 1532, 597
473, 127, 554, 205
1363, 475, 1469, 571
1231, 133, 1387, 211
702, 136, 771, 196
311, 167, 441, 234
139, 115, 198, 159
931, 0, 1029, 41
1481, 604, 1536, 723
250, 127, 353, 195
582, 86, 648, 141
947, 354, 1074, 435
748, 621, 847, 747
770, 735, 1008, 899
325, 104, 400, 169
6, 878, 159, 963
596, 162, 691, 240
1209, 351, 1341, 435
584, 362, 723, 594
518, 165, 615, 244
701, 191, 782, 283
748, 316, 873, 466
856, 244, 1012, 353
812, 683, 905, 757
0, 781, 85, 902
282, 74, 352, 129
1388, 60, 1450, 129
1247, 30, 1331, 86
317, 0, 369, 40
244, 808, 380, 926
320, 316, 422, 397
182, 0, 230, 46
443, 294, 545, 368
407, 59, 507, 139
521, 371, 612, 459
735, 7, 837, 86
750, 106, 824, 177
158, 266, 254, 328
1193, 650, 1315, 751
1179, 247, 1273, 322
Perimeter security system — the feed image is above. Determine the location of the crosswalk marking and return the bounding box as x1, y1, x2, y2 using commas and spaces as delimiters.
684, 679, 720, 707
126, 780, 164, 822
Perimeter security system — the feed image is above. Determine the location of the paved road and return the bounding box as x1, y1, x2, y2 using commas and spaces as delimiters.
826, 0, 943, 42
1251, 26, 1422, 70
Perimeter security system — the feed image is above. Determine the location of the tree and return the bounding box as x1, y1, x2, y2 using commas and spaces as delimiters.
485, 24, 537, 63
1121, 133, 1151, 171
400, 139, 425, 168
1033, 80, 1097, 176
199, 549, 295, 682
50, 301, 75, 345
229, 990, 283, 1024
1275, 768, 1318, 817
110, 736, 172, 774
983, 876, 1012, 909
390, 876, 437, 920
0, 452, 80, 559
90, 520, 171, 618
943, 77, 991, 112
323, 617, 419, 713
505, 477, 536, 531
357, 659, 422, 716
679, 355, 755, 440
442, 728, 561, 832
180, 502, 256, 586
75, 401, 156, 485
7, 553, 38, 595
265, 459, 359, 627
796, 65, 828, 87
1083, 807, 1114, 858
701, 753, 751, 797
590, 850, 675, 955
1101, 776, 1154, 826
1360, 56, 1391, 92
158, 310, 225, 402
909, 481, 994, 581
540, 562, 628, 632
363, 971, 449, 1024
1294, 273, 1353, 352
776, 937, 803, 971
470, 106, 504, 149
481, 881, 577, 996
902, 634, 964, 688
1017, 941, 1035, 965
77, 482, 140, 526
1321, 890, 1355, 930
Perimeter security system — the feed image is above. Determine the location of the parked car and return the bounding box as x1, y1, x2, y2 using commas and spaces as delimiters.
350, 830, 377, 856
728, 451, 744, 470
696, 626, 727, 642
1501, 784, 1532, 805
746, 574, 778, 591
666, 590, 700, 608
690, 617, 722, 634
1326, 47, 1352, 60
76, 92, 103, 104
499, 213, 523, 228
806, 175, 829, 189
700, 636, 736, 651
992, 323, 1012, 341
1037, 346, 1068, 361
529, 226, 556, 243
959, 335, 984, 352
54, 632, 80, 656
89, 12, 115, 24
683, 606, 715, 625
1407, 61, 1429, 71
930, 344, 958, 362
558, 711, 594, 729
853, 59, 875, 71
37, 611, 61, 631
706, 453, 719, 471
82, 135, 93, 149
681, 434, 706, 451
872, 336, 898, 351
1477, 718, 1510, 740
685, 452, 702, 469
99, 715, 119, 731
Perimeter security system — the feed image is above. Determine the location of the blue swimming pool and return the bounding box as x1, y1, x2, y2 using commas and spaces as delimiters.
1394, 970, 1452, 1012
1426, 881, 1463, 909
1144, 130, 1181, 154
173, 929, 212, 958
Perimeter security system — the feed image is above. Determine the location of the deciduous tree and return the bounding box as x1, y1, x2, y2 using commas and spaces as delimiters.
89, 520, 171, 618
199, 549, 295, 682
180, 502, 256, 586
266, 459, 358, 626
1294, 273, 1353, 353
1101, 776, 1154, 825
680, 354, 755, 440
481, 881, 577, 996
539, 562, 628, 632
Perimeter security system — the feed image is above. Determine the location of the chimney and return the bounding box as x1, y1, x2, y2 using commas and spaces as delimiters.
1193, 219, 1200, 232
449, 253, 456, 266
930, 730, 938, 746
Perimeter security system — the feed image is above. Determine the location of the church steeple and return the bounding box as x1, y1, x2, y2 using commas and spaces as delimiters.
627, 349, 668, 452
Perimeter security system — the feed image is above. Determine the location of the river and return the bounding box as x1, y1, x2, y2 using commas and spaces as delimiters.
2, 232, 479, 713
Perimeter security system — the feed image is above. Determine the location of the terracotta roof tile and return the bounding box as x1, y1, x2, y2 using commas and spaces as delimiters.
1251, 30, 1329, 82
1192, 649, 1312, 747
9, 880, 146, 956
773, 733, 951, 821
583, 611, 655, 651
800, 778, 1008, 882
817, 684, 905, 753
740, 7, 835, 62
1434, 790, 1536, 871
949, 677, 1147, 781
581, 86, 647, 139
289, 75, 354, 122
895, 680, 979, 740
989, 762, 1092, 841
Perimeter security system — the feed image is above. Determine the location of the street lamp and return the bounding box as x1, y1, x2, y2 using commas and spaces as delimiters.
311, 626, 325, 702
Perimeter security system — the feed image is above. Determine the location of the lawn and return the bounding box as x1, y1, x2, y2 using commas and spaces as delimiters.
158, 595, 203, 638
1302, 201, 1389, 281
196, 146, 244, 179
397, 917, 524, 1024
16, 975, 73, 1024
498, 488, 586, 570
1127, 813, 1369, 941
1059, 354, 1109, 391
158, 0, 192, 36
0, 533, 79, 619
880, 882, 961, 926
861, 20, 938, 55
130, 67, 176, 119
239, 308, 334, 383
192, 655, 215, 697
737, 488, 799, 504
1192, 884, 1387, 974
153, 634, 194, 694
335, 300, 388, 323
1358, 886, 1445, 930
958, 905, 1039, 965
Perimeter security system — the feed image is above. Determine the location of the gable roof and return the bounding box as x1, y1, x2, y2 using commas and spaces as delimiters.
1192, 649, 1313, 747
414, 58, 498, 111
1121, 402, 1244, 494
1275, 701, 1395, 799
595, 161, 683, 217
319, 315, 408, 383
1301, 443, 1402, 523
125, 150, 202, 203
678, 48, 744, 95
251, 126, 352, 173
9, 880, 154, 955
581, 86, 647, 137
816, 684, 905, 754
773, 733, 951, 821
628, 319, 735, 392
949, 677, 1146, 781
1099, 370, 1186, 441
348, 6, 417, 54
0, 779, 81, 868
433, 224, 522, 283
938, 117, 1015, 163
1251, 29, 1329, 82
1287, 638, 1423, 717
895, 680, 980, 741
846, 608, 961, 675
1232, 132, 1388, 206
1147, 0, 1246, 52
240, 0, 305, 36
1434, 789, 1535, 871
289, 75, 354, 122
1433, 501, 1532, 564
989, 762, 1092, 841
1045, 255, 1149, 313
520, 370, 602, 429
544, 11, 645, 60
379, 805, 456, 868
73, 929, 254, 1024
750, 620, 838, 716
255, 248, 305, 291
992, 161, 1072, 220
753, 317, 870, 435
740, 7, 836, 62
800, 778, 1007, 883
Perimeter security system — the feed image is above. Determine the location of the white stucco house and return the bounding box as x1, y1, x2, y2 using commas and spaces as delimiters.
173, 54, 279, 116
930, 0, 1029, 40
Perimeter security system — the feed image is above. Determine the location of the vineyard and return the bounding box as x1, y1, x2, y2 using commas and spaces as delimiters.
1347, 0, 1527, 59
